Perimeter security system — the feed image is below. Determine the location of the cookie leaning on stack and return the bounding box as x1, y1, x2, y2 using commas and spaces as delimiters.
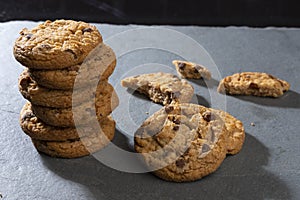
14, 19, 119, 158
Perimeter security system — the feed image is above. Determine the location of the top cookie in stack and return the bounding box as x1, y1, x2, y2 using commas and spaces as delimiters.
14, 19, 118, 158
14, 20, 103, 69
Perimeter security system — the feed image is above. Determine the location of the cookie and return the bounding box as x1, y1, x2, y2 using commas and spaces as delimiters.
209, 109, 245, 155
134, 103, 227, 182
121, 73, 194, 105
19, 69, 114, 108
14, 19, 102, 69
172, 60, 211, 79
20, 102, 115, 141
134, 103, 245, 182
28, 43, 117, 90
218, 72, 290, 97
31, 119, 115, 158
31, 87, 119, 127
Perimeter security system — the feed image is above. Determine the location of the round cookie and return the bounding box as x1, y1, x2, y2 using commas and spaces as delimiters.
134, 103, 245, 182
20, 102, 115, 141
31, 120, 115, 158
28, 43, 117, 90
14, 19, 102, 69
31, 89, 119, 127
19, 69, 115, 108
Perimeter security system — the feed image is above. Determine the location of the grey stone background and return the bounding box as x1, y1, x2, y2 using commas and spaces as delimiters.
0, 21, 299, 199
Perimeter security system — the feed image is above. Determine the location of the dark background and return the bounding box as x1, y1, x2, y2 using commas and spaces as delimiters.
1, 0, 300, 27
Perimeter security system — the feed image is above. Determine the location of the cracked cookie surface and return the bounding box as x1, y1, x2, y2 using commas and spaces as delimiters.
28, 43, 116, 90
20, 102, 115, 141
14, 19, 102, 69
19, 69, 114, 108
121, 72, 194, 105
172, 60, 211, 80
134, 103, 244, 182
218, 72, 290, 97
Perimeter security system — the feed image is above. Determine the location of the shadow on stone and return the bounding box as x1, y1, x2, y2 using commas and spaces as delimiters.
189, 77, 219, 89
194, 94, 210, 107
40, 132, 290, 200
232, 90, 300, 108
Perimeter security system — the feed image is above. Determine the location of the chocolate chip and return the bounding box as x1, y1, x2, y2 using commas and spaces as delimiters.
175, 159, 185, 168
249, 83, 259, 89
194, 68, 199, 73
197, 131, 203, 139
25, 34, 33, 40
203, 112, 215, 122
173, 118, 181, 125
173, 126, 179, 131
178, 62, 186, 70
202, 144, 210, 153
82, 28, 93, 33
164, 106, 174, 114
133, 75, 140, 78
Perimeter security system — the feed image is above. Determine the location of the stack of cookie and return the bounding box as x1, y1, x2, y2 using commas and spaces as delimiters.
14, 20, 118, 158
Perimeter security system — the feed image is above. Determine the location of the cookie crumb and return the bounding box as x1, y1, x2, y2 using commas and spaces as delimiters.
250, 122, 255, 126
145, 112, 149, 115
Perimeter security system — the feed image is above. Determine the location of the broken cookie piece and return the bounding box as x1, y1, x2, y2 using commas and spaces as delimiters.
121, 72, 194, 105
172, 60, 211, 80
218, 72, 290, 97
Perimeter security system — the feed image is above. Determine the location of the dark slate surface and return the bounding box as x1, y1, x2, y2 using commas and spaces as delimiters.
0, 21, 300, 200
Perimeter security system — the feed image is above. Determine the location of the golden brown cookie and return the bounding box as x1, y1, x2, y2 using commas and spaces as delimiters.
205, 109, 245, 155
28, 43, 117, 90
19, 69, 115, 108
20, 102, 115, 141
172, 60, 211, 80
121, 73, 194, 105
134, 103, 245, 182
31, 119, 115, 158
218, 72, 290, 97
31, 87, 119, 127
14, 19, 102, 69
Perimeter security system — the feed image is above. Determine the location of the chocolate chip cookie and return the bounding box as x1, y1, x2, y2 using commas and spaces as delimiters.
172, 60, 211, 80
31, 119, 115, 158
31, 86, 119, 127
121, 73, 194, 105
218, 72, 290, 97
134, 103, 244, 182
14, 19, 102, 69
28, 43, 117, 90
20, 102, 115, 141
19, 69, 115, 108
